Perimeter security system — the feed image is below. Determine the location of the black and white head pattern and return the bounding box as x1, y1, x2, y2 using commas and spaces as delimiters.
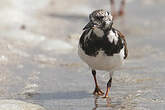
90, 9, 113, 30
83, 9, 113, 32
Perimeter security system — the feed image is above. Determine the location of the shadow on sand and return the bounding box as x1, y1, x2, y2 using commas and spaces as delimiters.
30, 90, 90, 100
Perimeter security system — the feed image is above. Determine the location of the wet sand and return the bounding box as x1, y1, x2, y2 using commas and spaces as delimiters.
0, 0, 165, 110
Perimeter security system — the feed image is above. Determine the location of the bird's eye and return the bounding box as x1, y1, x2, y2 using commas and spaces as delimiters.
96, 16, 104, 20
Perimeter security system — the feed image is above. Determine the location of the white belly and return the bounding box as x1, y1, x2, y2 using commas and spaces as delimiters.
78, 45, 125, 71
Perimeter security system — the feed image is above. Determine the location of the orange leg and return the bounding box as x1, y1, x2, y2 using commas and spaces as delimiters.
92, 70, 104, 96
118, 0, 125, 16
110, 0, 117, 18
110, 0, 126, 18
103, 77, 112, 98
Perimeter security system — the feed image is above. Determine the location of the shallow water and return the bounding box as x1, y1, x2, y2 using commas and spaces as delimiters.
0, 0, 165, 110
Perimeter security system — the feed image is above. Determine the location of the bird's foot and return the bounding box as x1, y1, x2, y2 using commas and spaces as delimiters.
93, 87, 104, 96
102, 95, 109, 98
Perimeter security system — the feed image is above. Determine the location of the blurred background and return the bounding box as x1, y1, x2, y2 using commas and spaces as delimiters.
0, 0, 165, 110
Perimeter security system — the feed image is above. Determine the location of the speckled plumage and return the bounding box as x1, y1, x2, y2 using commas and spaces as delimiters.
78, 27, 127, 71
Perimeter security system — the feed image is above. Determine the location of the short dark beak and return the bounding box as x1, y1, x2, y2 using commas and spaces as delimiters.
83, 21, 94, 30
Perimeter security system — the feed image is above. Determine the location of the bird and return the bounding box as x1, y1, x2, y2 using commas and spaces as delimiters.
110, 0, 126, 18
78, 9, 128, 98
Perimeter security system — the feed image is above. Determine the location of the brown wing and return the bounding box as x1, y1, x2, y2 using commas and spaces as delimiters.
116, 30, 128, 59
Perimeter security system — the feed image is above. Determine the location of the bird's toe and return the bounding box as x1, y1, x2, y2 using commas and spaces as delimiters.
93, 87, 104, 96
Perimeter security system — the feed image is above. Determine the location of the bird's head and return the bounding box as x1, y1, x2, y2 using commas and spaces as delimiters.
83, 9, 113, 31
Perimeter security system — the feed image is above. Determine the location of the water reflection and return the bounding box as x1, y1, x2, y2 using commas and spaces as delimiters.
93, 96, 111, 110
93, 96, 122, 110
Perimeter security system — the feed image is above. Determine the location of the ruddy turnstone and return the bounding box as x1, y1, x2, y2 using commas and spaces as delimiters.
78, 9, 128, 98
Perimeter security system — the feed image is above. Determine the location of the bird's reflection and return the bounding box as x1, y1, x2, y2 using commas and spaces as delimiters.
93, 96, 111, 110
